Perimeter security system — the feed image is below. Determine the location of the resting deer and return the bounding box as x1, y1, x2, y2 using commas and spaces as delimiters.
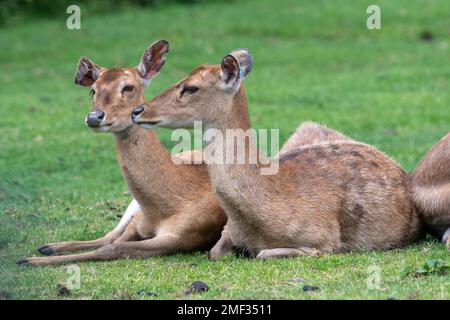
412, 132, 450, 246
17, 40, 226, 266
132, 49, 423, 259
285, 124, 450, 247
290, 125, 450, 248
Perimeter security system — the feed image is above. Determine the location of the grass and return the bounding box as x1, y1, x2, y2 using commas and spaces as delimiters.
0, 0, 449, 299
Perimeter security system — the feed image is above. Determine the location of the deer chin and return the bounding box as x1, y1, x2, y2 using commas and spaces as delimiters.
90, 124, 112, 133
133, 117, 162, 130
91, 121, 130, 133
136, 121, 160, 130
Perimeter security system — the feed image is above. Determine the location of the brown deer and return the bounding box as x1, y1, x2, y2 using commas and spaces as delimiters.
279, 121, 353, 157
412, 132, 450, 246
285, 124, 450, 248
290, 125, 450, 248
132, 49, 423, 259
17, 40, 226, 266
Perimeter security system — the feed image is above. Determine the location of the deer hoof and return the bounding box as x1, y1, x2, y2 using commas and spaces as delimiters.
16, 259, 31, 267
255, 250, 272, 260
38, 245, 54, 256
442, 228, 450, 246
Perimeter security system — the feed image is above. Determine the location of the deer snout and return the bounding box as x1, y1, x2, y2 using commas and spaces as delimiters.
131, 106, 145, 122
86, 110, 106, 127
131, 105, 162, 129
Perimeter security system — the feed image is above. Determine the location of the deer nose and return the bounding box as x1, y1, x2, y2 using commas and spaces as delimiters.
131, 106, 145, 121
132, 106, 145, 117
86, 110, 105, 127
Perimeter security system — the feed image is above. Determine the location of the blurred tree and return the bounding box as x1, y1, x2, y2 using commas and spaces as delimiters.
0, 0, 209, 26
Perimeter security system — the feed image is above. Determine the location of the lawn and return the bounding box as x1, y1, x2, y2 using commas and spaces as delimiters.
0, 0, 449, 299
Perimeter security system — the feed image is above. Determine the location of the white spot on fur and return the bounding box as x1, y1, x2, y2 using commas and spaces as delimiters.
140, 77, 150, 88
155, 224, 169, 237
443, 228, 450, 243
137, 63, 146, 76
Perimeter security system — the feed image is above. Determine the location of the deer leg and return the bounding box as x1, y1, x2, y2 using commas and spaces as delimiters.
36, 199, 141, 256
209, 226, 235, 261
256, 247, 320, 260
17, 233, 180, 266
37, 230, 122, 256
443, 227, 450, 246
113, 214, 142, 243
425, 222, 450, 243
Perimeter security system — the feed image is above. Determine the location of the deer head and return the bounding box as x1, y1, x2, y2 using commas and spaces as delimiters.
131, 48, 253, 129
75, 40, 169, 132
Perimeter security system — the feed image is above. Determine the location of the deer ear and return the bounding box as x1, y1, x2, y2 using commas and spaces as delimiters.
74, 57, 102, 87
230, 48, 253, 80
220, 48, 253, 91
138, 40, 169, 85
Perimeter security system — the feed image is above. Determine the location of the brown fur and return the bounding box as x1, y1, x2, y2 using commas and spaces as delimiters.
279, 121, 353, 156
18, 41, 226, 266
288, 124, 449, 247
135, 51, 423, 259
412, 132, 450, 244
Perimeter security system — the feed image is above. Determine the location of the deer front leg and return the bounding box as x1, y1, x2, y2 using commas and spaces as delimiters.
36, 199, 141, 256
17, 233, 180, 266
37, 230, 122, 256
256, 247, 320, 260
112, 213, 143, 243
209, 226, 235, 261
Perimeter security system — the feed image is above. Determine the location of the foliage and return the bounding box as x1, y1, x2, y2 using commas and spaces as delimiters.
412, 259, 449, 277
0, 0, 209, 25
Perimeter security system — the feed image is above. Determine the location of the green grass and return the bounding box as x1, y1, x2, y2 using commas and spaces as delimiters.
1, 0, 449, 299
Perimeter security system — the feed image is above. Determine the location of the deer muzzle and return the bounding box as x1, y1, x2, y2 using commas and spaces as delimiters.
86, 110, 106, 128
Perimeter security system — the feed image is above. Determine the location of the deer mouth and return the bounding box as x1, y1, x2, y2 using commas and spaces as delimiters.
90, 123, 114, 132
135, 120, 161, 129
132, 115, 161, 128
99, 123, 114, 128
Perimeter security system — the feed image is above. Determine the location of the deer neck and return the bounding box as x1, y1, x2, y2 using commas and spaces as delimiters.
215, 86, 252, 132
113, 125, 182, 213
206, 86, 263, 193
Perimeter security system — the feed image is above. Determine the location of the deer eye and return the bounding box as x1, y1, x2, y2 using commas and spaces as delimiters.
181, 85, 199, 96
90, 89, 95, 96
122, 85, 135, 94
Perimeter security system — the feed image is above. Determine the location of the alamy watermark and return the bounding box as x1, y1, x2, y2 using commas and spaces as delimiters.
66, 5, 81, 30
170, 121, 280, 175
66, 264, 81, 290
367, 264, 382, 290
366, 5, 381, 29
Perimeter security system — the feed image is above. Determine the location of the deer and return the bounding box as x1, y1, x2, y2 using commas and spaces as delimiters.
412, 132, 450, 246
283, 124, 450, 248
284, 124, 450, 248
131, 48, 424, 260
17, 40, 227, 266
